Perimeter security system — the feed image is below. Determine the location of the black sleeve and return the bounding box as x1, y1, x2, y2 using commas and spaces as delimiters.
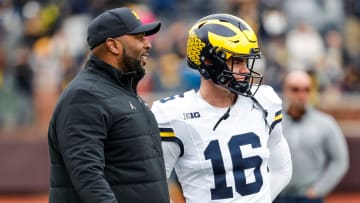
56, 101, 116, 203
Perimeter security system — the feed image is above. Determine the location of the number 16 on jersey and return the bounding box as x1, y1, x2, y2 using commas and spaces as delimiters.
204, 133, 264, 200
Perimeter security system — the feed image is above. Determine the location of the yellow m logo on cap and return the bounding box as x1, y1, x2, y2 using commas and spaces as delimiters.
131, 11, 140, 20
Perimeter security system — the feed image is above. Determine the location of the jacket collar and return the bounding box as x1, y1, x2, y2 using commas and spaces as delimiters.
87, 55, 143, 92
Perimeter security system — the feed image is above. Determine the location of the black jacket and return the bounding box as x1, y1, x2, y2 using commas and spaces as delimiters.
48, 55, 169, 203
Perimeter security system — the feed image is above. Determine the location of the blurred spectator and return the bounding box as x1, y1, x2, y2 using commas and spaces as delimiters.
0, 44, 19, 128
286, 22, 325, 72
13, 45, 34, 96
282, 0, 345, 32
261, 35, 288, 91
341, 59, 360, 92
190, 0, 217, 17
149, 0, 178, 21
0, 0, 23, 58
13, 45, 35, 125
274, 70, 349, 203
317, 29, 345, 92
260, 9, 288, 39
343, 15, 360, 63
227, 0, 259, 34
152, 21, 200, 94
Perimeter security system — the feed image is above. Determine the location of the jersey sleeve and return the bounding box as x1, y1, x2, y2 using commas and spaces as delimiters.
261, 86, 283, 135
268, 133, 292, 200
152, 100, 188, 179
162, 141, 182, 179
255, 85, 292, 199
151, 100, 185, 155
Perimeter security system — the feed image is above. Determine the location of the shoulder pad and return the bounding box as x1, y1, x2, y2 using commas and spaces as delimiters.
254, 85, 282, 106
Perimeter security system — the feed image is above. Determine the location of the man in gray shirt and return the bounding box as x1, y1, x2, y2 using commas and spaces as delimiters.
274, 70, 349, 203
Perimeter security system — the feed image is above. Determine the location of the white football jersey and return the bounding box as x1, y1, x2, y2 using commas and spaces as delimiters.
151, 85, 283, 203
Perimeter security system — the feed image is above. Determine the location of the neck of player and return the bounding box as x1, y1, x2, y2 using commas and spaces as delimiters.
199, 80, 237, 108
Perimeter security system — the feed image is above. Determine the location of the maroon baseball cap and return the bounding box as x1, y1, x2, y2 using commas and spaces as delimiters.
87, 7, 161, 49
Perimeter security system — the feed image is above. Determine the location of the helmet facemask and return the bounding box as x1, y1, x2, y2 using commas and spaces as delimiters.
225, 53, 263, 96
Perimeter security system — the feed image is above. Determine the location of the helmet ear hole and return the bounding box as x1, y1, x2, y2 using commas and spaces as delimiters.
200, 68, 210, 79
217, 51, 226, 60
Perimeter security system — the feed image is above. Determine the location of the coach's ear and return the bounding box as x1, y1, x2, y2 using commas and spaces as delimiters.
105, 38, 123, 55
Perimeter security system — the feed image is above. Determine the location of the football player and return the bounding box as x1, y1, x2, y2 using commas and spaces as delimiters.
151, 14, 292, 203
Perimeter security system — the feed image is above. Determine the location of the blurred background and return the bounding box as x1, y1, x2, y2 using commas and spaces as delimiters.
0, 0, 359, 202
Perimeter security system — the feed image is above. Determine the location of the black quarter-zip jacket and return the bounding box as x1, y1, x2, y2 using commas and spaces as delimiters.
48, 55, 169, 203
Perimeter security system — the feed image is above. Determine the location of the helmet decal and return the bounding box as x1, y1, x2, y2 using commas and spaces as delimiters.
187, 32, 206, 66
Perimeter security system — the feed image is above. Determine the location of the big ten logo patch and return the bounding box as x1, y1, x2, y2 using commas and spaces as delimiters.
183, 112, 200, 120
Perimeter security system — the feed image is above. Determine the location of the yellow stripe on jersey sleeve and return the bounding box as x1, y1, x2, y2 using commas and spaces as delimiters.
270, 110, 283, 130
159, 127, 184, 157
159, 128, 175, 138
274, 112, 283, 122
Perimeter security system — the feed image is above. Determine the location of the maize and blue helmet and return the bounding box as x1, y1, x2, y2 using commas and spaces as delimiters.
186, 14, 263, 96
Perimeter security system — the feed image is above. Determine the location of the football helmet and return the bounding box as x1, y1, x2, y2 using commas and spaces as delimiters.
187, 14, 263, 96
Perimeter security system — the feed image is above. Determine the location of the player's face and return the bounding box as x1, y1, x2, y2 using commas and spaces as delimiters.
226, 58, 250, 81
